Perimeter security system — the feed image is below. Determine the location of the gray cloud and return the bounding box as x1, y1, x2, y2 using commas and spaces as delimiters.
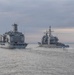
0, 0, 74, 34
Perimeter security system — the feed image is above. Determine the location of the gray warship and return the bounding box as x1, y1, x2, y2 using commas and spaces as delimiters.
38, 26, 69, 48
0, 24, 28, 49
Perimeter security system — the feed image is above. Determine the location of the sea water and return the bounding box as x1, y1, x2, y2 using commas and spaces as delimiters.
0, 44, 74, 75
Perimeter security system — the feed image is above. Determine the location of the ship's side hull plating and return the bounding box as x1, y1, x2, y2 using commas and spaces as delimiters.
38, 42, 69, 48
0, 43, 28, 49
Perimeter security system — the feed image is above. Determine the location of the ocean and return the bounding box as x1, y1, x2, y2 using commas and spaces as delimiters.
0, 44, 74, 75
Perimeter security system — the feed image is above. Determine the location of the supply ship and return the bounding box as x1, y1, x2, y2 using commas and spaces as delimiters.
0, 24, 28, 49
38, 26, 69, 48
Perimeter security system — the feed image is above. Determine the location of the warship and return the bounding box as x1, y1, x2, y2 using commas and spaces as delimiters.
38, 26, 69, 48
0, 24, 28, 49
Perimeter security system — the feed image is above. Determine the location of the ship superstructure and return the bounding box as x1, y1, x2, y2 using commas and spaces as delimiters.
0, 24, 28, 49
38, 26, 69, 48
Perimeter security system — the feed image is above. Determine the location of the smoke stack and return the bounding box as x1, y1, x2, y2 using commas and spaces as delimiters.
12, 24, 18, 32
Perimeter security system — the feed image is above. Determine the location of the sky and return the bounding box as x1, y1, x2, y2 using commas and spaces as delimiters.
0, 0, 74, 43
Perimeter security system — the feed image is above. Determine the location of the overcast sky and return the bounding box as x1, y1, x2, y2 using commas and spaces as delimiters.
0, 0, 74, 43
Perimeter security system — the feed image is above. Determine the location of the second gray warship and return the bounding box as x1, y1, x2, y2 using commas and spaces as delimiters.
0, 24, 28, 49
38, 26, 69, 48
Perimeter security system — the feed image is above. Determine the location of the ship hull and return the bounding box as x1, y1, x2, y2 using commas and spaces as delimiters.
38, 42, 69, 48
0, 42, 28, 49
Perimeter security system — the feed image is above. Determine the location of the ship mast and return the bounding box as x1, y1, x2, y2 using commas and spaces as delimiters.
12, 24, 18, 32
48, 26, 51, 45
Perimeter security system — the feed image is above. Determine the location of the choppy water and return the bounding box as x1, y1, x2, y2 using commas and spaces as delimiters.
0, 44, 74, 75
